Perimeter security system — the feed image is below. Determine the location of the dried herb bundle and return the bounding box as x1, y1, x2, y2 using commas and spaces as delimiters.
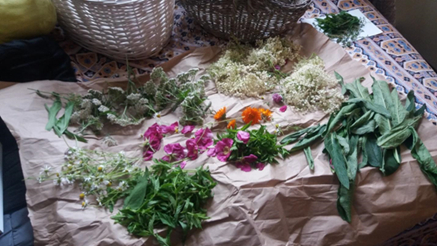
316, 11, 364, 46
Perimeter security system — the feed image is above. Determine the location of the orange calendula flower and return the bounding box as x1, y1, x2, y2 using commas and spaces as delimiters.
227, 119, 236, 129
214, 107, 226, 121
242, 107, 261, 125
258, 108, 273, 121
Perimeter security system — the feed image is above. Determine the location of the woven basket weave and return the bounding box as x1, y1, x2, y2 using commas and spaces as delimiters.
180, 0, 312, 43
52, 0, 175, 60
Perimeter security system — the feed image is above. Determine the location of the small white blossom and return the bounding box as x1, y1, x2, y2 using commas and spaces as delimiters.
153, 112, 162, 120
98, 105, 110, 113
108, 87, 124, 93
127, 93, 141, 101
92, 98, 102, 106
107, 113, 117, 121
117, 181, 129, 191
40, 165, 52, 175
61, 177, 72, 186
102, 136, 118, 147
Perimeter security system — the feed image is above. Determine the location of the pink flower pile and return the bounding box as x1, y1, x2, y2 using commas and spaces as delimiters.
142, 122, 213, 169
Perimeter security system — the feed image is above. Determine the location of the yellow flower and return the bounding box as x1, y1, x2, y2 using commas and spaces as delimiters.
79, 193, 85, 199
258, 108, 273, 121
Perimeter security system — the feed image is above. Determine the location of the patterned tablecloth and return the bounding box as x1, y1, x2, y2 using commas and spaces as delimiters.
51, 0, 437, 244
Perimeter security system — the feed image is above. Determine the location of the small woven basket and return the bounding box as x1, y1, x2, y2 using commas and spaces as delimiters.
52, 0, 175, 60
180, 0, 312, 42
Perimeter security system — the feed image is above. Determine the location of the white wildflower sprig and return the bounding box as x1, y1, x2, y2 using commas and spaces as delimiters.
34, 147, 143, 211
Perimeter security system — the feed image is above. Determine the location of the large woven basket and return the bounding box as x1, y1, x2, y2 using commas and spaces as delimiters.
180, 0, 312, 43
52, 0, 175, 60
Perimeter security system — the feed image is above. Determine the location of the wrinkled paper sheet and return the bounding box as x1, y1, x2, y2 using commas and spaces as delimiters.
1, 24, 437, 246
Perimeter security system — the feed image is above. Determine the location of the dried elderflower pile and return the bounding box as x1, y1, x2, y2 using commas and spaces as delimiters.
37, 147, 143, 211
280, 56, 344, 113
208, 36, 301, 98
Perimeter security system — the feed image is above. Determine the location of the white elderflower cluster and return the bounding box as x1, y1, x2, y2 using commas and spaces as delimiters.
280, 56, 344, 113
209, 36, 301, 98
37, 147, 142, 209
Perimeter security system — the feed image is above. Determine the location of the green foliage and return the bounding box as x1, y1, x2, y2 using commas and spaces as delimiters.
112, 159, 216, 246
286, 72, 436, 223
217, 123, 289, 165
44, 93, 86, 142
316, 11, 364, 46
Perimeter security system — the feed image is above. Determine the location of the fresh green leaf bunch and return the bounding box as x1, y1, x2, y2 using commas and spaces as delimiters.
217, 123, 289, 166
37, 67, 211, 137
112, 159, 216, 246
281, 73, 437, 222
316, 11, 364, 46
43, 92, 87, 142
36, 147, 143, 212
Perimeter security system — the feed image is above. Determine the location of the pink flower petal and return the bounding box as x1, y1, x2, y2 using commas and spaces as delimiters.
179, 161, 187, 169
181, 125, 195, 134
237, 131, 250, 144
274, 65, 281, 70
207, 148, 217, 157
256, 163, 265, 171
164, 143, 174, 154
243, 154, 258, 164
143, 150, 154, 161
240, 164, 252, 172
162, 155, 171, 162
280, 105, 287, 112
272, 93, 283, 104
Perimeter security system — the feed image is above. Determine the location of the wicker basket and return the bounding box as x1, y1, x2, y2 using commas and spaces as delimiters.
52, 0, 175, 60
180, 0, 312, 42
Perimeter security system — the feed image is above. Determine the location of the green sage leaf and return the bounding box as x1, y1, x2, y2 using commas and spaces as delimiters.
390, 89, 406, 127
377, 127, 412, 149
365, 135, 382, 168
381, 148, 401, 176
45, 95, 62, 131
344, 77, 371, 100
124, 170, 149, 209
335, 71, 347, 95
303, 147, 314, 171
324, 133, 350, 189
337, 181, 354, 223
410, 136, 437, 187
350, 111, 374, 130
352, 120, 376, 135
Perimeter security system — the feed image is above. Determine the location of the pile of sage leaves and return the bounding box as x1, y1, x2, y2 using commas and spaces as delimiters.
281, 73, 437, 222
112, 159, 216, 246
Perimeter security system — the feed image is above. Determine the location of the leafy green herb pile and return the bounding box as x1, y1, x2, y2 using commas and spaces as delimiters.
37, 67, 211, 141
316, 11, 364, 46
112, 159, 216, 246
281, 73, 437, 222
212, 123, 289, 171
